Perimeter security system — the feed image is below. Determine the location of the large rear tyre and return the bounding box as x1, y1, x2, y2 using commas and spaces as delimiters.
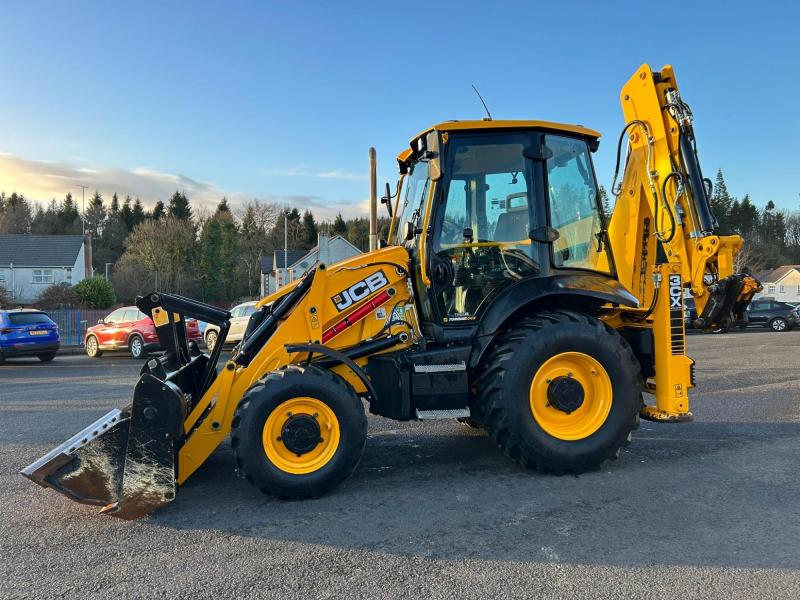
477, 310, 642, 474
231, 364, 367, 499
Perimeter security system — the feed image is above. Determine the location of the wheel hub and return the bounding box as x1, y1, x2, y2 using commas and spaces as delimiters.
547, 376, 585, 414
280, 414, 322, 455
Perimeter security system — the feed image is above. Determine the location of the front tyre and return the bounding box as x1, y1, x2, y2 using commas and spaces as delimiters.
231, 364, 367, 499
477, 310, 642, 474
38, 352, 56, 362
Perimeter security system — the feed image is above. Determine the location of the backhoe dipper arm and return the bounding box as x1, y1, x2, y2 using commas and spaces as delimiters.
607, 64, 759, 422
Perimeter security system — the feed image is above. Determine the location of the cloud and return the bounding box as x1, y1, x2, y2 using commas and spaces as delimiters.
262, 165, 367, 181
0, 153, 370, 220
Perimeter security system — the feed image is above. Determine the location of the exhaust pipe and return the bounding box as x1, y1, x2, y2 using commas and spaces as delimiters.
369, 147, 378, 252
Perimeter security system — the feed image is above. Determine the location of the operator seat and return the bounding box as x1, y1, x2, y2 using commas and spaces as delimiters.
493, 207, 529, 242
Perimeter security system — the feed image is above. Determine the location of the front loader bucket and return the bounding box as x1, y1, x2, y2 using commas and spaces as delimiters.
21, 373, 185, 520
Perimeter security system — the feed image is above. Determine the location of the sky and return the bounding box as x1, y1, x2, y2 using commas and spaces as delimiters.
1, 1, 799, 219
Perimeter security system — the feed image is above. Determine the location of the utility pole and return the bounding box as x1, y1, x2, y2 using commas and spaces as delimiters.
284, 213, 288, 289
77, 185, 89, 235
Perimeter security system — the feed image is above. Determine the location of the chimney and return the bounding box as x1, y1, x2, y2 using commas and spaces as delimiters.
84, 233, 93, 278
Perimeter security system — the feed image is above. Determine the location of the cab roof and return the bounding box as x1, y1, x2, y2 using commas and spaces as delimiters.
399, 119, 601, 165
416, 119, 600, 142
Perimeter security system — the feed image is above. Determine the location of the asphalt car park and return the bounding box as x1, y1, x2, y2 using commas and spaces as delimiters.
2, 329, 799, 598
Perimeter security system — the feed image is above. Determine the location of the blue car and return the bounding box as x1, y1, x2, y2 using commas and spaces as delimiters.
0, 309, 60, 363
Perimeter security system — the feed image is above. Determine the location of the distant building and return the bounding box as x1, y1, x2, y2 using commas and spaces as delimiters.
0, 234, 90, 305
754, 265, 800, 303
260, 233, 362, 296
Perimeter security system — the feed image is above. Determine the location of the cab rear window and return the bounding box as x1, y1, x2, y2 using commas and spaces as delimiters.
8, 312, 53, 325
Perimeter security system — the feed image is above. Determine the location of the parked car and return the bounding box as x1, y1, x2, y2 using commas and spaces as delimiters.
0, 309, 60, 363
684, 297, 698, 329
740, 299, 799, 332
204, 301, 257, 351
685, 297, 799, 332
84, 306, 202, 359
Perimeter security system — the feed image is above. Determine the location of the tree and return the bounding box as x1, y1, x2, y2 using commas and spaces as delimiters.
58, 193, 82, 233
345, 217, 370, 250
168, 191, 192, 220
151, 200, 166, 220
0, 283, 11, 307
31, 199, 62, 234
199, 200, 240, 301
36, 283, 80, 309
237, 200, 280, 298
131, 198, 146, 228
73, 276, 116, 309
0, 192, 33, 233
111, 254, 153, 303
121, 215, 198, 296
302, 210, 318, 248
332, 212, 347, 236
710, 169, 734, 233
84, 190, 106, 241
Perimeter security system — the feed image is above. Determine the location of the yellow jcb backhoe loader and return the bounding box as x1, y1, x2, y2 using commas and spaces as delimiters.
23, 64, 761, 519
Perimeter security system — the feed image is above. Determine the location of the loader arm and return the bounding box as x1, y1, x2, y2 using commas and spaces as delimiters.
606, 64, 761, 421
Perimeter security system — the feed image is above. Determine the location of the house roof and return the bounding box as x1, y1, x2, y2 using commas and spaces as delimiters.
0, 234, 84, 267
260, 236, 363, 274
759, 265, 800, 284
287, 236, 362, 269
260, 250, 307, 274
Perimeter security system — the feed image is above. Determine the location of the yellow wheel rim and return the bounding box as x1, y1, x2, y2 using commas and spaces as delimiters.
262, 397, 340, 474
529, 352, 612, 441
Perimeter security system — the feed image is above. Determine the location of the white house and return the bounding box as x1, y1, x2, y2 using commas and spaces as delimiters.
753, 265, 800, 303
0, 234, 89, 305
260, 233, 362, 296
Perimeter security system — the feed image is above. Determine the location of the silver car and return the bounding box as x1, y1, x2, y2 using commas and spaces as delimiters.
204, 301, 257, 351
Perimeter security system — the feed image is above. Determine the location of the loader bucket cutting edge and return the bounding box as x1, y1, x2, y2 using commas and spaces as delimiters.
20, 373, 185, 520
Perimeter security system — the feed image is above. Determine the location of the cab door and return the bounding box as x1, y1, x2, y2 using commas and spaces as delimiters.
427, 131, 542, 325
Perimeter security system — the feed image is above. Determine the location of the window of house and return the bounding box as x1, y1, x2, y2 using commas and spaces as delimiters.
0, 271, 5, 283
767, 285, 776, 294
796, 285, 800, 296
32, 269, 54, 284
779, 285, 785, 294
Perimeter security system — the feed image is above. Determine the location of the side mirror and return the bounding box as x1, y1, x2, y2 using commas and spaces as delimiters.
97, 319, 105, 325
380, 182, 393, 217
404, 221, 417, 241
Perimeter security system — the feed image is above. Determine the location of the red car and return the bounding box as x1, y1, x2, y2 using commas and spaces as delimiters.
84, 306, 202, 359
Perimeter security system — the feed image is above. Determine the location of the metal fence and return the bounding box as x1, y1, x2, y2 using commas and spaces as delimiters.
45, 307, 112, 346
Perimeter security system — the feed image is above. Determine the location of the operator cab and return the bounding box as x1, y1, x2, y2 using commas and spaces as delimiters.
391, 120, 614, 331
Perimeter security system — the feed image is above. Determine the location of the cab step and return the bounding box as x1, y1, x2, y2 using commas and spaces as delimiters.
415, 408, 471, 420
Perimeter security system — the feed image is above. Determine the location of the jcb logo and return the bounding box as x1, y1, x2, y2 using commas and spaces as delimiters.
332, 270, 389, 311
669, 274, 682, 309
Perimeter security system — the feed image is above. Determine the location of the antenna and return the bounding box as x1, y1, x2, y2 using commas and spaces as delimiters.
471, 84, 492, 120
